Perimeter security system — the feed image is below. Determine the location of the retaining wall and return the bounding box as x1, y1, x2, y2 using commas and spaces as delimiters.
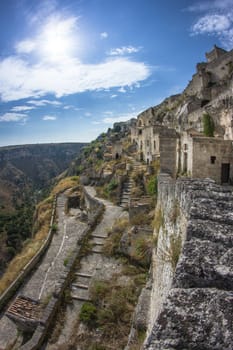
0, 197, 57, 312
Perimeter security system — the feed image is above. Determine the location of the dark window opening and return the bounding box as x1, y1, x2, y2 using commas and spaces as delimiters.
184, 143, 188, 150
221, 163, 230, 184
154, 140, 156, 150
201, 99, 210, 107
210, 156, 216, 164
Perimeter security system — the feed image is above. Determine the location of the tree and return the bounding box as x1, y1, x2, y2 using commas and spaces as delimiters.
203, 113, 214, 137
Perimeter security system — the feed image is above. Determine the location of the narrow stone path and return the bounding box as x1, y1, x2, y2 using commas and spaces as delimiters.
0, 191, 88, 349
21, 192, 87, 302
46, 186, 125, 349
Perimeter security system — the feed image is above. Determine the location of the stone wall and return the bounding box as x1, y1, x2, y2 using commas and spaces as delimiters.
144, 174, 233, 349
192, 137, 233, 183
0, 196, 57, 311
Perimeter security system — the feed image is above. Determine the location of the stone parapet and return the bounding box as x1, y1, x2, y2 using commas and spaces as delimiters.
144, 175, 233, 349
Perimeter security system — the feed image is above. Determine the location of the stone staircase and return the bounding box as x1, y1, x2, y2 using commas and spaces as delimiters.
120, 160, 147, 208
120, 179, 133, 208
70, 232, 108, 302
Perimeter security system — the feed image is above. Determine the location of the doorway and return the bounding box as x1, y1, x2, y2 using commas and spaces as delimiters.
221, 163, 230, 184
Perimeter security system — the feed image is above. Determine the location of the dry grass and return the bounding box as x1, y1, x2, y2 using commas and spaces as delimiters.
51, 176, 79, 195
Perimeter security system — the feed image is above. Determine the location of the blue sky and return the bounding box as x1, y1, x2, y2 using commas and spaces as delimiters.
0, 0, 233, 146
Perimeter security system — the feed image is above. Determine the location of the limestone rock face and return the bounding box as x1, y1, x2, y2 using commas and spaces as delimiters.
146, 288, 233, 350
144, 176, 233, 350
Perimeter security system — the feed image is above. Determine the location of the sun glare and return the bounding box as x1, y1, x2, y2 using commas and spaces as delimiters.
39, 16, 77, 62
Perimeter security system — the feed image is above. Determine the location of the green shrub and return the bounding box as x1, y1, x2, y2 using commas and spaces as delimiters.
51, 223, 58, 233
146, 176, 158, 196
203, 113, 214, 137
79, 302, 97, 327
63, 258, 69, 266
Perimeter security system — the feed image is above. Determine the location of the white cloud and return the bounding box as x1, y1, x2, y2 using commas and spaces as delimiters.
189, 1, 233, 49
42, 115, 57, 120
118, 86, 127, 93
102, 111, 141, 125
16, 40, 36, 54
0, 56, 150, 102
110, 94, 117, 98
0, 15, 150, 103
27, 99, 62, 106
0, 113, 28, 122
63, 105, 74, 110
85, 112, 92, 117
100, 32, 108, 39
192, 14, 231, 34
11, 105, 35, 112
187, 0, 233, 12
108, 46, 141, 56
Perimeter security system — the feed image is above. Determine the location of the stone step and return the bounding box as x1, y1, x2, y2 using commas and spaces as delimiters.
121, 199, 129, 203
75, 275, 91, 285
71, 286, 89, 299
91, 249, 103, 254
92, 241, 104, 246
90, 237, 105, 245
71, 294, 90, 302
122, 190, 131, 194
91, 234, 108, 239
72, 283, 89, 289
121, 194, 130, 199
75, 272, 93, 278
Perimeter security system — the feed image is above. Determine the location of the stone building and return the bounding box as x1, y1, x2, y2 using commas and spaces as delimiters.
130, 120, 178, 177
131, 119, 233, 184
179, 130, 233, 184
112, 141, 123, 159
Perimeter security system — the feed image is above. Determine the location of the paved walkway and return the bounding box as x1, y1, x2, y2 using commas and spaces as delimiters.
46, 186, 125, 349
21, 193, 87, 301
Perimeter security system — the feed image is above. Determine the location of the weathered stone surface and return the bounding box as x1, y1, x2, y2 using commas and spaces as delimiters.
173, 240, 231, 289
145, 288, 233, 350
0, 316, 18, 349
145, 175, 233, 349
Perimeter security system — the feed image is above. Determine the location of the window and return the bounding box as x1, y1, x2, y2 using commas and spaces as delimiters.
154, 140, 156, 150
210, 156, 216, 164
184, 144, 188, 151
147, 140, 149, 147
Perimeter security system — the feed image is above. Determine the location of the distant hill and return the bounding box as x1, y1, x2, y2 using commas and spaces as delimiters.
0, 143, 87, 212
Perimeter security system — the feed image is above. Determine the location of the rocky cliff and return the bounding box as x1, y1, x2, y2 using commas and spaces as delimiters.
144, 175, 233, 349
135, 47, 233, 138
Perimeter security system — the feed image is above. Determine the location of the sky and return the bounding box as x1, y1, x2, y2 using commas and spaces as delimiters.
0, 0, 233, 146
